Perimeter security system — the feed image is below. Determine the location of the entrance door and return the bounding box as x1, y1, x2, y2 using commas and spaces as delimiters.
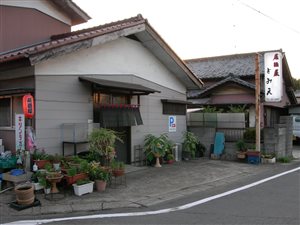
110, 127, 130, 164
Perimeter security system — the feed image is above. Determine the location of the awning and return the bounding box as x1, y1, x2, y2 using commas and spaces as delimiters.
79, 76, 159, 95
0, 88, 34, 96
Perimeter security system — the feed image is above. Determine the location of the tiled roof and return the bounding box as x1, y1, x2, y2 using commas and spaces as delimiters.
185, 52, 267, 79
0, 15, 146, 64
187, 74, 256, 98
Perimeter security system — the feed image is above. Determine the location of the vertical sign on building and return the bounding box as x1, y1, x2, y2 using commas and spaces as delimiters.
15, 114, 25, 150
264, 52, 283, 102
169, 116, 176, 132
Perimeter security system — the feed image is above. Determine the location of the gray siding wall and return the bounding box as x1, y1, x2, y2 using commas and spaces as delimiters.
132, 88, 187, 161
35, 75, 92, 154
66, 74, 188, 162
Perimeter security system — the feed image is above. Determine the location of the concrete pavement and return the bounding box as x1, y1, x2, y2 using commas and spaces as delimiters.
1, 152, 300, 223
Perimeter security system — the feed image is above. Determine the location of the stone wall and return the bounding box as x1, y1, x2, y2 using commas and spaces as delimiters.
188, 115, 293, 160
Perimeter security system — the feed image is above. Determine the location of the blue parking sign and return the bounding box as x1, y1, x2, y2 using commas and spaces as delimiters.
169, 116, 176, 132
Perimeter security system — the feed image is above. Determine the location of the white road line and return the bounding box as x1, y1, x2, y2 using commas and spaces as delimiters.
4, 166, 300, 225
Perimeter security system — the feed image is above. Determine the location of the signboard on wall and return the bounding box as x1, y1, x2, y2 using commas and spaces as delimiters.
169, 116, 176, 132
264, 52, 283, 102
15, 114, 25, 150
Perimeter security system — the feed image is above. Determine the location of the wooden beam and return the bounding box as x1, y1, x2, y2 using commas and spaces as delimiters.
255, 53, 260, 152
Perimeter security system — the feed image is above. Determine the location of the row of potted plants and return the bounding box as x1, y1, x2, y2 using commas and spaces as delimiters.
235, 139, 276, 164
143, 131, 206, 167
31, 155, 125, 195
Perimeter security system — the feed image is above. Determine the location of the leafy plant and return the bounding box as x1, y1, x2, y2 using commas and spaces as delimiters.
277, 156, 292, 163
182, 131, 199, 158
202, 106, 223, 113
32, 148, 48, 160
38, 176, 51, 188
88, 165, 110, 181
78, 160, 89, 173
88, 128, 123, 165
197, 142, 206, 155
166, 153, 174, 161
67, 167, 77, 176
44, 162, 53, 172
76, 178, 91, 186
236, 139, 247, 151
143, 133, 171, 162
228, 105, 246, 113
48, 153, 62, 163
110, 160, 125, 170
243, 128, 256, 142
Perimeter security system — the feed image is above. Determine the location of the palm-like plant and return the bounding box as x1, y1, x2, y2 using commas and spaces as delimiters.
182, 131, 198, 159
144, 133, 172, 167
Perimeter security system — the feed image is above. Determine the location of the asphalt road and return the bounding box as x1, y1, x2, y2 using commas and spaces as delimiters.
39, 166, 300, 225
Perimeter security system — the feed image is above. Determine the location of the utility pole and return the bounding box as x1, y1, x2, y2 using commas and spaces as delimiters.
255, 53, 260, 152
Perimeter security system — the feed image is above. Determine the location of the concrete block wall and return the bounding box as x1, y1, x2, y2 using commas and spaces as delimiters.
263, 127, 277, 154
188, 115, 293, 160
188, 127, 216, 157
279, 116, 293, 157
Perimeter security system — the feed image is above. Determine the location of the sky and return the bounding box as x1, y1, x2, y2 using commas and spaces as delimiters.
73, 0, 300, 79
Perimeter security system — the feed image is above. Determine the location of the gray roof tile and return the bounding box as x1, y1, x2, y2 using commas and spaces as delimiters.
185, 52, 266, 79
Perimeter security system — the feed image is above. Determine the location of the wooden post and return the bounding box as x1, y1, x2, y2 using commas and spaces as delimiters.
255, 53, 260, 152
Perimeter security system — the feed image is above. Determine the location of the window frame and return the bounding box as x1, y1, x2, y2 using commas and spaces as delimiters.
0, 95, 24, 129
162, 102, 187, 115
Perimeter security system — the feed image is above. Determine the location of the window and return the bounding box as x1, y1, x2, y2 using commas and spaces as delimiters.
162, 102, 186, 115
0, 96, 23, 127
93, 92, 128, 105
0, 97, 10, 126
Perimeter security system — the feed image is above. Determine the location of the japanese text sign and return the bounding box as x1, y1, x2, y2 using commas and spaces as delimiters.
15, 114, 25, 150
264, 52, 283, 102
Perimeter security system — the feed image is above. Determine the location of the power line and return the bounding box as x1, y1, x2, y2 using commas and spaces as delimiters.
237, 0, 300, 35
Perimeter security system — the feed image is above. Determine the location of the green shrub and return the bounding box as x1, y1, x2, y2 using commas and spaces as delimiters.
277, 156, 292, 163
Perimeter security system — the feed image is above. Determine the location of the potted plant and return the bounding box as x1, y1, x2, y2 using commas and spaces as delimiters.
72, 179, 94, 196
261, 152, 276, 164
246, 144, 260, 164
110, 160, 125, 177
182, 131, 198, 160
88, 163, 110, 192
166, 153, 175, 164
88, 128, 123, 166
143, 133, 170, 167
196, 141, 206, 157
236, 139, 247, 159
49, 153, 62, 171
31, 148, 49, 169
38, 175, 51, 194
63, 160, 89, 185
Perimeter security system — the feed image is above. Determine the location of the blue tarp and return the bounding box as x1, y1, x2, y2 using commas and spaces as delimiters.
213, 132, 225, 155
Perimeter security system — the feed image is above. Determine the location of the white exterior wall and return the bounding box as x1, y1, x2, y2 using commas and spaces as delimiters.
35, 38, 186, 94
35, 37, 188, 158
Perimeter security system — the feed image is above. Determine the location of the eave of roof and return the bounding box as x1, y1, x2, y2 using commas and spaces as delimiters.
0, 14, 203, 89
51, 0, 91, 25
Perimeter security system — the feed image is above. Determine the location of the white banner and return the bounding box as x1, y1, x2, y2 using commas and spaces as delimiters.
264, 52, 283, 102
15, 114, 25, 150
